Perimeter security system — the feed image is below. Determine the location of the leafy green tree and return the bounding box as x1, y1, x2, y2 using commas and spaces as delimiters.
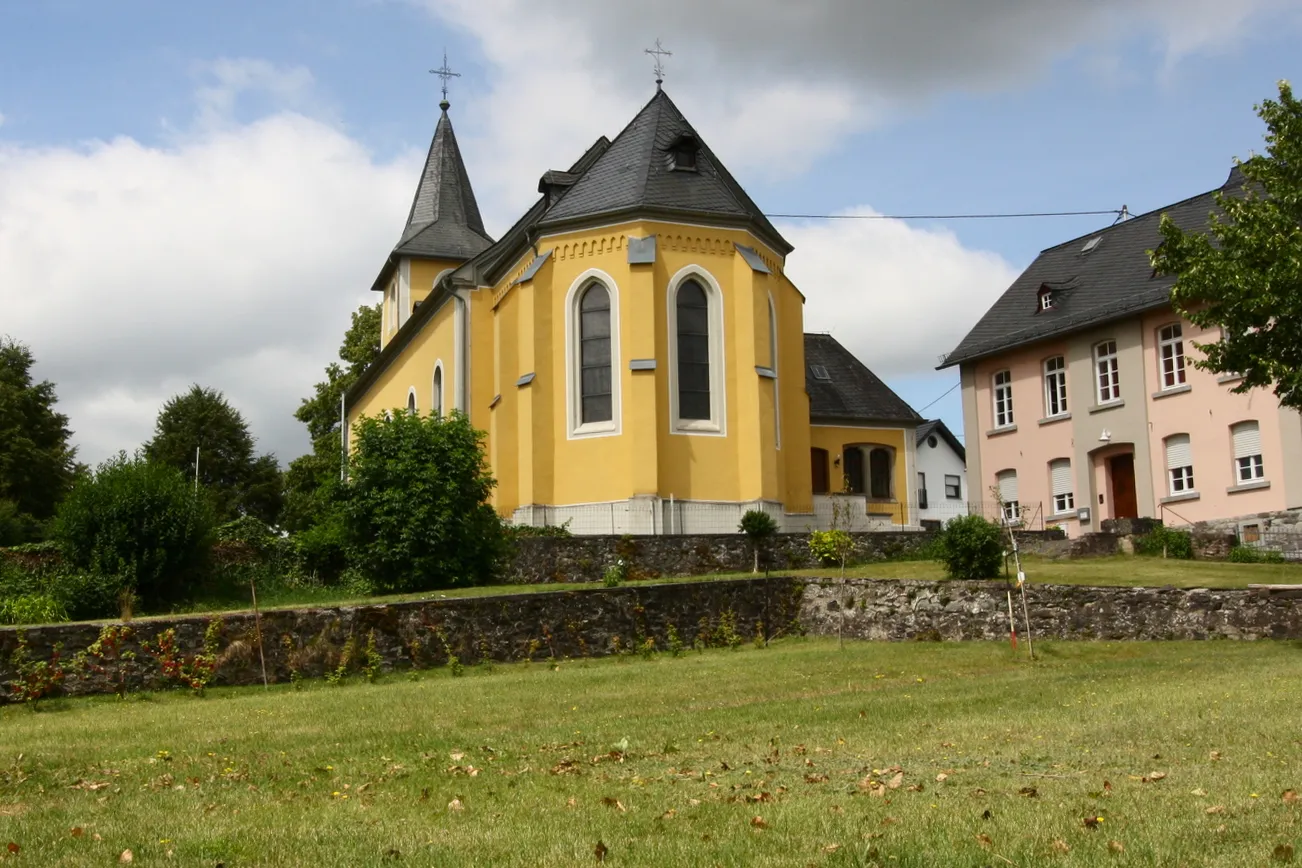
54, 453, 214, 608
935, 514, 1004, 580
341, 410, 502, 593
1152, 80, 1302, 406
0, 338, 79, 541
282, 304, 381, 532
144, 385, 282, 524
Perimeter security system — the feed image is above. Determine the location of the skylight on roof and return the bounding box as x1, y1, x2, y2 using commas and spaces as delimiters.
810, 365, 831, 381
1081, 236, 1102, 254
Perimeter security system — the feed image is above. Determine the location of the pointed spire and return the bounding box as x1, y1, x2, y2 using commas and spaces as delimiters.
395, 99, 493, 261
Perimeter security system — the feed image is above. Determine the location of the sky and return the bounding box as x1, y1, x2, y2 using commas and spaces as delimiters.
2, 0, 1300, 468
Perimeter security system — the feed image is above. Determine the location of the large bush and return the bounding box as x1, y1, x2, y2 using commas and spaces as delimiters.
341, 411, 503, 593
1133, 525, 1194, 559
935, 514, 1004, 580
53, 453, 214, 608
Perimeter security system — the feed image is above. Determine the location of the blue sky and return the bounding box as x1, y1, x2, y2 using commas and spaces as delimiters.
2, 0, 1299, 465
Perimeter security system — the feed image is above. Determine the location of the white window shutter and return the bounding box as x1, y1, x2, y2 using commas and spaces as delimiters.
1050, 459, 1072, 496
998, 471, 1019, 503
1166, 434, 1192, 469
1232, 422, 1261, 458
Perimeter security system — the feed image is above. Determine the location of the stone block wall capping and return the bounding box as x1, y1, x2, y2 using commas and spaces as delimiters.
1088, 400, 1126, 414
1160, 492, 1201, 505
985, 425, 1018, 438
1227, 481, 1271, 495
1151, 384, 1192, 400
1038, 413, 1072, 426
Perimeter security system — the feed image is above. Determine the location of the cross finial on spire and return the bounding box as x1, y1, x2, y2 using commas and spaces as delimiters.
645, 39, 671, 90
429, 50, 460, 110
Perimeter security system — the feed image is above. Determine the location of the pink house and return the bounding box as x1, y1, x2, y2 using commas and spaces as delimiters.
941, 167, 1302, 537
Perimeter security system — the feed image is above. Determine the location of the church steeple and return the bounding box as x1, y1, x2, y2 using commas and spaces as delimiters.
393, 100, 493, 261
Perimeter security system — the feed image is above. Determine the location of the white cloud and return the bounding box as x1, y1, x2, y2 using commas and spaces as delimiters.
192, 58, 323, 131
0, 64, 417, 466
782, 210, 1020, 378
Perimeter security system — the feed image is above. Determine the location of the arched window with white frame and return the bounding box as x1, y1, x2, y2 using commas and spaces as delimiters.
668, 267, 725, 434
432, 363, 444, 418
406, 387, 417, 415
565, 269, 621, 438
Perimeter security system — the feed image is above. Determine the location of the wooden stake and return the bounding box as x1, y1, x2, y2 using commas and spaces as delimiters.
1018, 579, 1035, 661
1006, 590, 1018, 651
250, 579, 269, 689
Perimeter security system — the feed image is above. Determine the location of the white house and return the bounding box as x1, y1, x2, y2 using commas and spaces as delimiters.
915, 419, 967, 527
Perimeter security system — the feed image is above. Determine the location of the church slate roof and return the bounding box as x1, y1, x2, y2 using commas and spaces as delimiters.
393, 106, 494, 262
804, 333, 923, 425
939, 166, 1247, 369
539, 89, 792, 256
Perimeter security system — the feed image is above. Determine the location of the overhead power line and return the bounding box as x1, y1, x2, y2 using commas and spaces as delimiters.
917, 381, 960, 414
765, 208, 1122, 221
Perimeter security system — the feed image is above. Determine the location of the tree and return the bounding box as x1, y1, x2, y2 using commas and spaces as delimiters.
282, 304, 381, 532
341, 410, 502, 593
144, 385, 283, 524
738, 509, 778, 573
1151, 80, 1302, 406
54, 453, 214, 609
0, 337, 79, 542
935, 514, 1004, 580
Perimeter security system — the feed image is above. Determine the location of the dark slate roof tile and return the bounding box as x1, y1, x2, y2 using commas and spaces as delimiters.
394, 107, 494, 261
916, 419, 965, 462
805, 333, 922, 424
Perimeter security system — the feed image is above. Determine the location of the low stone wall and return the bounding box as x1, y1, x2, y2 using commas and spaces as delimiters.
801, 579, 1302, 641
0, 578, 804, 701
507, 529, 1063, 583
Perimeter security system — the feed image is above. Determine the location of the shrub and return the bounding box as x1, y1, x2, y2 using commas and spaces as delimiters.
1, 547, 125, 621
603, 560, 627, 587
341, 412, 504, 593
53, 453, 214, 608
935, 514, 1004, 580
0, 593, 68, 625
506, 520, 573, 538
1228, 545, 1286, 564
1134, 525, 1194, 559
739, 510, 779, 573
808, 529, 854, 568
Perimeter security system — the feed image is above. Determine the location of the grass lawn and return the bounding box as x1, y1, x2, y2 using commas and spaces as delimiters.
2, 639, 1300, 866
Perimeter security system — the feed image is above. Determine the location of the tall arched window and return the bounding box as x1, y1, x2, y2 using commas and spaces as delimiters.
868, 447, 893, 499
676, 280, 711, 421
579, 284, 613, 424
432, 364, 444, 418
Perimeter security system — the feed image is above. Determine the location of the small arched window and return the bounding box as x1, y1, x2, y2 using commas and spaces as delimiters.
676, 279, 711, 421
579, 283, 613, 424
406, 388, 417, 415
432, 365, 444, 418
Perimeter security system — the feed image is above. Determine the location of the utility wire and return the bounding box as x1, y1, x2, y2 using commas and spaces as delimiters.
765, 208, 1122, 220
917, 381, 960, 414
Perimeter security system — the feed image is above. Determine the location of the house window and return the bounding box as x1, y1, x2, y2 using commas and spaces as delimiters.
1049, 458, 1074, 514
1231, 421, 1264, 482
996, 470, 1020, 524
566, 270, 622, 437
579, 283, 613, 424
1043, 356, 1067, 417
1039, 290, 1053, 311
406, 388, 417, 415
1095, 340, 1120, 404
844, 448, 864, 494
1166, 434, 1195, 494
432, 364, 444, 418
1159, 323, 1186, 389
944, 474, 962, 500
668, 270, 725, 434
868, 447, 893, 499
993, 370, 1014, 428
917, 472, 928, 510
811, 448, 830, 494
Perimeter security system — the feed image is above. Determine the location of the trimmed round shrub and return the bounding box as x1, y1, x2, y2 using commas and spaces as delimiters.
936, 514, 1004, 580
53, 453, 214, 608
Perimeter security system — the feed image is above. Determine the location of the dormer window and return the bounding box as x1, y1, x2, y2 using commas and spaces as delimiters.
667, 133, 700, 172
1038, 287, 1055, 311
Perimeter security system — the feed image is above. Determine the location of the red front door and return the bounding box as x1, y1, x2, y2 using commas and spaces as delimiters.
1109, 454, 1138, 519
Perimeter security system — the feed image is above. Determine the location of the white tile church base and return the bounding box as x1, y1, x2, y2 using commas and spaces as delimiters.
510, 495, 914, 536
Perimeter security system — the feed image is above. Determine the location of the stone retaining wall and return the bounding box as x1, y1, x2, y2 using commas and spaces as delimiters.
507, 529, 1064, 583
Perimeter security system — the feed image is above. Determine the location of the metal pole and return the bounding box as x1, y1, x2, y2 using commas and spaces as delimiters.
251, 578, 269, 689
193, 446, 200, 496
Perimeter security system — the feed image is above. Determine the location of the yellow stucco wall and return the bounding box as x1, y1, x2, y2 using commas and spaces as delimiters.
348, 291, 458, 424
808, 425, 914, 523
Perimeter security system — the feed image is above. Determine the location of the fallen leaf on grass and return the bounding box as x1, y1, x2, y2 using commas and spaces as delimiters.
688, 799, 701, 807
907, 784, 925, 792
887, 772, 904, 789
1109, 840, 1125, 853
566, 798, 577, 808
1083, 816, 1103, 829
823, 844, 840, 854
1210, 751, 1222, 761
447, 798, 464, 812
1191, 788, 1208, 797
804, 773, 829, 783
1143, 771, 1167, 783
1274, 844, 1295, 863
70, 828, 84, 838
70, 780, 110, 791
750, 816, 769, 829
119, 850, 133, 863
1018, 786, 1038, 798
594, 840, 608, 862
660, 809, 677, 819
6, 843, 19, 855
449, 751, 464, 761
1284, 790, 1299, 804
746, 792, 774, 804
1052, 839, 1070, 854
975, 834, 993, 849
881, 816, 899, 826
601, 797, 626, 812
1206, 805, 1226, 815
935, 773, 948, 783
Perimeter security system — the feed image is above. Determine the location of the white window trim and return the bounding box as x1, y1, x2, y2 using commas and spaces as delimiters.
564, 268, 622, 440
667, 264, 727, 436
1094, 340, 1121, 405
1158, 323, 1186, 390
406, 386, 418, 415
768, 292, 780, 450
1043, 356, 1068, 418
432, 360, 445, 418
992, 370, 1014, 428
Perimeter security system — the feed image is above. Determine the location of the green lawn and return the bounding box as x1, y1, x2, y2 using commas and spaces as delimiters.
3, 639, 1300, 866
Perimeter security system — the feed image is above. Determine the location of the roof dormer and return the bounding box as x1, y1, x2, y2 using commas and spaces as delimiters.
665, 133, 700, 172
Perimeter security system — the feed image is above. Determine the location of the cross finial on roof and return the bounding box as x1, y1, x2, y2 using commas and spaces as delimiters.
429, 50, 460, 110
645, 39, 671, 90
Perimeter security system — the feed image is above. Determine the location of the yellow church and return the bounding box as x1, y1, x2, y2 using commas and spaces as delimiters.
344, 84, 925, 534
